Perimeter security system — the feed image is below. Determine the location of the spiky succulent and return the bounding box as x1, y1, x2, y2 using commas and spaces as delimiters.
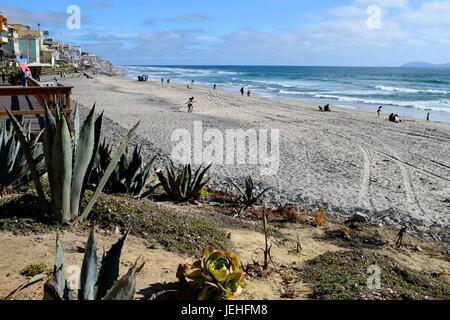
155, 163, 211, 202
232, 176, 271, 209
44, 228, 144, 300
0, 122, 45, 190
6, 104, 139, 224
89, 140, 158, 198
177, 246, 246, 300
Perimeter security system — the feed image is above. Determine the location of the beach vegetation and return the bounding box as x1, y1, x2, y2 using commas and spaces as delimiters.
155, 163, 211, 202
44, 228, 144, 300
232, 176, 270, 209
6, 104, 139, 224
0, 122, 45, 192
21, 263, 51, 277
89, 140, 159, 198
313, 208, 327, 227
259, 208, 274, 270
300, 250, 450, 300
176, 246, 246, 300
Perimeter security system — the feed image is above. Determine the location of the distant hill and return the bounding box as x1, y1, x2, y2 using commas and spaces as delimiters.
401, 61, 450, 68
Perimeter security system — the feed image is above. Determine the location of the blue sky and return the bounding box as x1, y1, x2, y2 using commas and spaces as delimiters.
2, 0, 450, 66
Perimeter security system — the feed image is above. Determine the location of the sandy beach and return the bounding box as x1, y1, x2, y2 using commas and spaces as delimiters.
62, 75, 450, 234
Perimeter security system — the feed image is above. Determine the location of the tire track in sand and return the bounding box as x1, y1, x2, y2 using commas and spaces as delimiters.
358, 145, 374, 210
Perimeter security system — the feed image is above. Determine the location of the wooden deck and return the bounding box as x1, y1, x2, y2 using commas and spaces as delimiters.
0, 79, 73, 132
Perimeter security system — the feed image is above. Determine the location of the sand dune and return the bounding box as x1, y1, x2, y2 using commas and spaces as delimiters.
63, 76, 450, 232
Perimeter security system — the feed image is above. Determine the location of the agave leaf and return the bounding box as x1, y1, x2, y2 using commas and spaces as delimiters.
5, 274, 45, 300
254, 187, 271, 201
70, 106, 96, 216
102, 260, 144, 300
132, 156, 156, 198
43, 235, 67, 300
43, 104, 57, 209
55, 235, 66, 295
51, 113, 73, 223
80, 112, 104, 206
5, 109, 47, 210
96, 231, 129, 300
155, 169, 171, 196
72, 102, 80, 151
77, 122, 140, 223
79, 229, 98, 300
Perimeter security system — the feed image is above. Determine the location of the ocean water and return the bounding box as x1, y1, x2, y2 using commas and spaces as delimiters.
124, 65, 450, 123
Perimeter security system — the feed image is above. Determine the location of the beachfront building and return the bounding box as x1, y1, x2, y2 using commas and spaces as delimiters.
0, 14, 8, 45
0, 25, 20, 67
0, 14, 9, 63
66, 45, 81, 66
11, 24, 41, 64
18, 35, 41, 63
40, 47, 56, 65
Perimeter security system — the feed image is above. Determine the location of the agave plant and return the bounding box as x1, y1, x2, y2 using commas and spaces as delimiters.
90, 140, 158, 198
232, 176, 271, 209
6, 104, 139, 224
0, 122, 45, 190
177, 246, 246, 300
44, 229, 144, 300
155, 163, 211, 202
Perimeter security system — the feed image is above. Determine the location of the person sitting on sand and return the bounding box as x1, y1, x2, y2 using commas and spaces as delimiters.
185, 97, 195, 113
394, 114, 400, 123
389, 113, 394, 122
324, 104, 331, 112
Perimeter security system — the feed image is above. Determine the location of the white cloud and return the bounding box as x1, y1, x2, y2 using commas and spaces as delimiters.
402, 0, 450, 25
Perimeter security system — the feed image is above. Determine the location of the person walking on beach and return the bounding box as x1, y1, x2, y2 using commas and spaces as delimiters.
426, 113, 430, 122
1, 69, 5, 84
240, 87, 244, 96
247, 88, 251, 97
377, 106, 383, 118
167, 79, 170, 84
185, 97, 195, 113
213, 84, 216, 90
161, 78, 164, 84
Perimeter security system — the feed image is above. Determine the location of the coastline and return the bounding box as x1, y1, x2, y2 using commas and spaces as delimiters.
62, 74, 450, 243
121, 66, 450, 124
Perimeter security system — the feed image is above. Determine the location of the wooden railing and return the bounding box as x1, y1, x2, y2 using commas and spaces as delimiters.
0, 81, 72, 117
0, 78, 73, 132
